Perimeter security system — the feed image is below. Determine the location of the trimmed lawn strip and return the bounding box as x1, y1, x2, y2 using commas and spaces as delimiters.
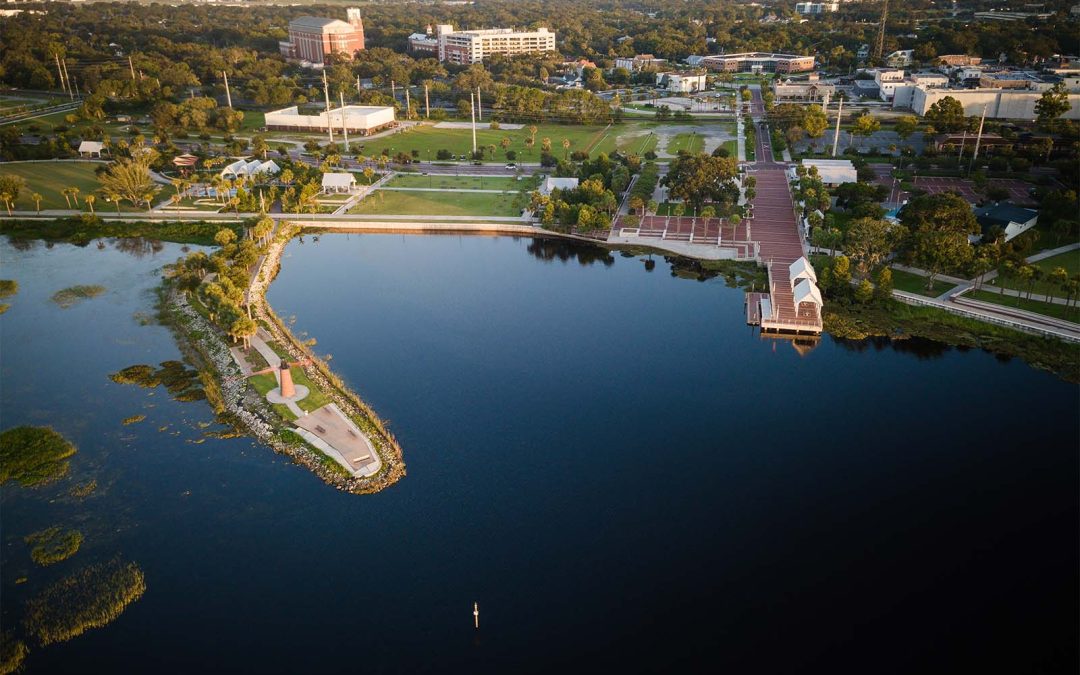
890, 268, 956, 297
969, 289, 1080, 323
348, 190, 523, 217
351, 123, 609, 162
385, 174, 539, 191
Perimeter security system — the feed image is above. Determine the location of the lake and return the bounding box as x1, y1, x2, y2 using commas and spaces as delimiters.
2, 234, 1077, 674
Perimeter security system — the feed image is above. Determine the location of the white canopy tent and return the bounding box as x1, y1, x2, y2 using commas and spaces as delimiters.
321, 172, 357, 193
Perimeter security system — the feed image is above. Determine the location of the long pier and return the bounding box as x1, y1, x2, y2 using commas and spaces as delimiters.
743, 89, 823, 335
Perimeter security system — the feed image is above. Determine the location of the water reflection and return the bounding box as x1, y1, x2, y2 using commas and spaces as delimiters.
525, 238, 615, 266
113, 237, 165, 258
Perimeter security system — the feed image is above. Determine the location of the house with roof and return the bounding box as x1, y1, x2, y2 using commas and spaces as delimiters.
539, 176, 579, 195
78, 140, 104, 157
321, 172, 357, 193
795, 159, 857, 187
974, 203, 1038, 242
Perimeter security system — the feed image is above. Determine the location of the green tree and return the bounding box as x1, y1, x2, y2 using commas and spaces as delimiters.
664, 154, 739, 212
900, 193, 979, 289
851, 115, 881, 148
895, 115, 919, 141
845, 217, 906, 278
873, 267, 893, 301
924, 96, 967, 134
1034, 82, 1071, 132
832, 255, 852, 289
97, 158, 158, 210
803, 107, 828, 138
854, 279, 875, 303
0, 174, 28, 202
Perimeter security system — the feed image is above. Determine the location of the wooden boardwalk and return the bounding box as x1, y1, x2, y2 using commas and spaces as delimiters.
743, 90, 822, 334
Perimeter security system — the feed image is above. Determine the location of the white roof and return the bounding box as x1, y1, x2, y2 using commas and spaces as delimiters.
78, 140, 104, 153
801, 159, 857, 185
792, 278, 824, 307
789, 257, 818, 287
541, 176, 579, 194
256, 160, 280, 175
321, 172, 356, 188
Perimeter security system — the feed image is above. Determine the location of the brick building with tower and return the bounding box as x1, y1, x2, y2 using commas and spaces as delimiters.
279, 8, 366, 67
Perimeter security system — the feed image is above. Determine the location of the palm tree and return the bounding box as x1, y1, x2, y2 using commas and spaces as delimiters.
144, 192, 156, 211
524, 136, 535, 155
541, 137, 552, 153
31, 192, 42, 214
1015, 265, 1033, 305
70, 187, 80, 207
61, 188, 72, 209
486, 143, 496, 160
85, 194, 95, 214
0, 192, 12, 216
528, 124, 538, 142
562, 138, 571, 159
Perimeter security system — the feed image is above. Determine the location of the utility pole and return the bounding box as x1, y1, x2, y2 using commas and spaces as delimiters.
405, 87, 412, 120
831, 96, 843, 157
128, 55, 137, 81
473, 602, 479, 629
476, 86, 482, 122
339, 91, 349, 151
391, 79, 396, 103
222, 71, 233, 109
424, 83, 430, 119
969, 104, 988, 174
62, 59, 73, 100
323, 70, 335, 146
470, 91, 477, 154
957, 129, 967, 161
356, 75, 361, 96
875, 0, 889, 63
54, 54, 67, 94
73, 78, 80, 98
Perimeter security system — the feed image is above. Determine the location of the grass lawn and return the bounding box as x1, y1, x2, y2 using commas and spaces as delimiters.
591, 124, 661, 156
969, 289, 1080, 323
351, 122, 611, 162
238, 110, 266, 133
988, 249, 1080, 298
348, 189, 523, 217
248, 372, 297, 421
890, 268, 956, 297
0, 161, 141, 212
667, 132, 705, 155
247, 367, 332, 419
159, 196, 222, 212
385, 174, 539, 191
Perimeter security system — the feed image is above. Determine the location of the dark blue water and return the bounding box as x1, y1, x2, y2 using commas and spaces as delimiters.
2, 234, 1077, 674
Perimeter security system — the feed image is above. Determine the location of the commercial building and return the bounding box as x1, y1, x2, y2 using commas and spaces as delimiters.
264, 105, 395, 135
408, 24, 555, 65
795, 2, 840, 14
936, 54, 982, 67
279, 8, 365, 66
869, 69, 948, 107
701, 52, 815, 74
614, 54, 666, 71
773, 76, 835, 101
910, 86, 1080, 120
656, 72, 707, 93
974, 10, 1053, 21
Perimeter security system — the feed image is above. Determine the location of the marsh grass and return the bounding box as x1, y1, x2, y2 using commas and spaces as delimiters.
23, 559, 146, 646
0, 426, 76, 487
121, 415, 146, 426
109, 362, 205, 402
50, 285, 106, 309
0, 280, 17, 298
0, 632, 28, 675
25, 526, 83, 566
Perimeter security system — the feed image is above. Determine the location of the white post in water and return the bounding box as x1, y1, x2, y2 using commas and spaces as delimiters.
473, 602, 479, 629
831, 96, 843, 157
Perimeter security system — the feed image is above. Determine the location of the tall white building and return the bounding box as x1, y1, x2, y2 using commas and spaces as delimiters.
796, 2, 840, 14
408, 24, 555, 65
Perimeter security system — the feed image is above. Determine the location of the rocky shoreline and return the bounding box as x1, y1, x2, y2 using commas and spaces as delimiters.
163, 223, 406, 494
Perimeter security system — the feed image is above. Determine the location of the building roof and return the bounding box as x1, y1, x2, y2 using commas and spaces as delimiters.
975, 203, 1038, 227
541, 176, 579, 194
792, 278, 824, 307
789, 257, 818, 286
78, 140, 103, 153
289, 16, 348, 30
322, 172, 356, 188
801, 159, 857, 185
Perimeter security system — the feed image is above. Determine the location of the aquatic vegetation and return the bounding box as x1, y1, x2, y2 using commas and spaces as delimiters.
25, 526, 83, 566
69, 480, 97, 498
0, 426, 77, 487
50, 285, 106, 308
23, 559, 146, 646
0, 304, 9, 315
109, 361, 205, 402
121, 415, 146, 426
0, 632, 28, 675
0, 279, 17, 298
